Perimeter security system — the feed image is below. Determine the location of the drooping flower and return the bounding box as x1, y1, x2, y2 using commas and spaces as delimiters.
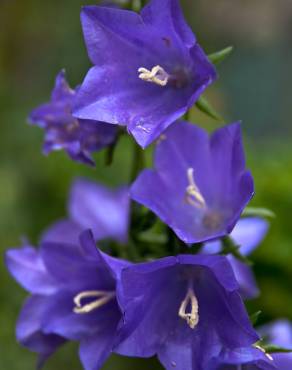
131, 121, 254, 244
42, 178, 130, 244
203, 217, 269, 299
209, 346, 277, 370
259, 320, 292, 370
116, 254, 259, 370
29, 70, 117, 166
6, 230, 130, 370
73, 0, 216, 148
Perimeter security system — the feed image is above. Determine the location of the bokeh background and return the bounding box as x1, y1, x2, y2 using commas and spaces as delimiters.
1, 0, 292, 368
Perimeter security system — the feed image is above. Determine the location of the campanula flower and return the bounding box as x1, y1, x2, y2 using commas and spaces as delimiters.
73, 0, 216, 148
259, 320, 292, 370
42, 178, 130, 244
203, 217, 269, 299
116, 254, 258, 370
29, 70, 116, 165
131, 121, 254, 243
6, 230, 130, 370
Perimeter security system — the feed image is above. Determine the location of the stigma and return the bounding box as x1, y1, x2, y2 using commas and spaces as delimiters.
73, 290, 115, 314
185, 168, 206, 209
138, 65, 169, 87
178, 287, 199, 329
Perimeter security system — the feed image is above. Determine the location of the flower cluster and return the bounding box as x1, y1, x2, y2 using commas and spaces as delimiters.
6, 1, 291, 370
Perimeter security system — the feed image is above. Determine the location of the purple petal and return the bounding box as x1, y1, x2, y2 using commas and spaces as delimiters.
41, 219, 83, 244
69, 179, 130, 243
5, 246, 56, 295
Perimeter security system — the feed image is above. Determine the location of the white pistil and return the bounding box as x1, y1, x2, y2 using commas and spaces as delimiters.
185, 168, 206, 209
138, 65, 169, 87
178, 287, 199, 329
73, 290, 115, 314
254, 344, 274, 361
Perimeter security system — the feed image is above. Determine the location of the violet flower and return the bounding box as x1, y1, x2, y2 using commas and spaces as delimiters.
210, 346, 277, 370
203, 217, 269, 299
259, 320, 292, 370
6, 230, 130, 370
116, 254, 259, 370
73, 0, 216, 148
29, 70, 117, 166
131, 121, 254, 243
42, 178, 130, 244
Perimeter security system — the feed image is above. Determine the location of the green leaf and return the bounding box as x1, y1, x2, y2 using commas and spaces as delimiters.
249, 310, 262, 325
220, 236, 252, 265
208, 46, 234, 65
262, 345, 292, 354
242, 207, 275, 219
195, 96, 224, 122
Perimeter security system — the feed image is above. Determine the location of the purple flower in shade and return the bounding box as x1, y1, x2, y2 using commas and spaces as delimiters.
115, 254, 259, 370
42, 178, 130, 245
73, 0, 216, 148
203, 218, 269, 299
259, 320, 292, 370
209, 346, 277, 370
5, 230, 130, 370
131, 121, 254, 244
29, 70, 117, 166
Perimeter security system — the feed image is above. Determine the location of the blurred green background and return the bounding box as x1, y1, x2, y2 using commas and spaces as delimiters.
0, 0, 292, 368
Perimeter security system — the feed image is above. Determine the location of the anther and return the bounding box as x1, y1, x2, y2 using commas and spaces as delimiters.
73, 290, 115, 314
178, 287, 199, 329
185, 168, 206, 209
138, 65, 169, 87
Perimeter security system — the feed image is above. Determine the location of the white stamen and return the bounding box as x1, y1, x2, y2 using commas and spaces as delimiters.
138, 65, 169, 87
185, 168, 206, 209
254, 344, 274, 361
178, 287, 199, 329
73, 290, 115, 314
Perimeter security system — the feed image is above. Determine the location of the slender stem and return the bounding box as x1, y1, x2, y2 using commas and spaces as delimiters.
130, 141, 145, 183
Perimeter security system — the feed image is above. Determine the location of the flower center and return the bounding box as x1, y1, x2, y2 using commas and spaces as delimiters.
185, 168, 206, 209
178, 286, 199, 329
73, 290, 115, 314
138, 65, 170, 87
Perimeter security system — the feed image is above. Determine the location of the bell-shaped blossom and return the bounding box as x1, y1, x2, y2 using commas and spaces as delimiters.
73, 0, 216, 148
209, 346, 277, 370
116, 254, 259, 370
29, 70, 116, 165
131, 121, 254, 243
5, 231, 130, 370
203, 217, 269, 299
42, 178, 130, 244
259, 320, 292, 370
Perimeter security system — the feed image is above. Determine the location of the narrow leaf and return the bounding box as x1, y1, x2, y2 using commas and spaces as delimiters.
250, 310, 262, 325
242, 207, 275, 219
263, 345, 292, 354
208, 46, 234, 65
196, 96, 223, 122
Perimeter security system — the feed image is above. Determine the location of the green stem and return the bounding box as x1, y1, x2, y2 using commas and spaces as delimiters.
130, 141, 145, 183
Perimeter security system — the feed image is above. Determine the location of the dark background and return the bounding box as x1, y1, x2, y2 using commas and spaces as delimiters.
0, 0, 292, 368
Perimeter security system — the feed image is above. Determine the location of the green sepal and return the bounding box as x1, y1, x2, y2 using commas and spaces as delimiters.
220, 236, 252, 265
249, 310, 262, 325
208, 46, 234, 65
195, 96, 224, 122
242, 207, 275, 219
262, 344, 292, 354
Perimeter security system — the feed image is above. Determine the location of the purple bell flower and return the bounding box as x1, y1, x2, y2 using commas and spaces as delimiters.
29, 70, 117, 166
259, 320, 292, 370
203, 217, 269, 299
116, 254, 259, 370
73, 0, 216, 148
210, 346, 277, 370
131, 121, 254, 243
5, 230, 130, 370
42, 178, 130, 244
